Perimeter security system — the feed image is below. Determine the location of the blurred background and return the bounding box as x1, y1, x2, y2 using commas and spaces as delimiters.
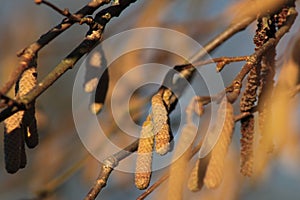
0, 0, 300, 199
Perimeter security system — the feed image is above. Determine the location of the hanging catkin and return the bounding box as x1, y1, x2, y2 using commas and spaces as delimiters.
255, 13, 276, 148
257, 48, 276, 154
239, 49, 260, 176
204, 99, 234, 189
151, 93, 170, 155
167, 123, 195, 200
4, 58, 38, 173
188, 159, 202, 192
135, 116, 155, 190
188, 154, 211, 192
240, 115, 254, 177
90, 68, 109, 114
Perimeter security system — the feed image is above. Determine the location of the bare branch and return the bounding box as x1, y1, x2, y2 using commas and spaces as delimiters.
0, 0, 111, 95
35, 0, 82, 22
0, 0, 137, 123
84, 140, 139, 200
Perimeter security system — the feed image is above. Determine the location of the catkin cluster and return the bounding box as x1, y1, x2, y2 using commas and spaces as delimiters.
188, 98, 234, 192
4, 59, 38, 173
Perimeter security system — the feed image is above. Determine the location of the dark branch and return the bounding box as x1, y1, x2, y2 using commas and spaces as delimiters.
0, 0, 111, 95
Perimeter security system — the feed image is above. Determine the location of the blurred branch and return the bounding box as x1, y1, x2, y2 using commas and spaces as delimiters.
34, 156, 89, 199
0, 0, 111, 95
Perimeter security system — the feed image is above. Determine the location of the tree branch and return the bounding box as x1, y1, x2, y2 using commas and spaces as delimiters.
0, 0, 137, 122
84, 139, 139, 200
0, 0, 111, 95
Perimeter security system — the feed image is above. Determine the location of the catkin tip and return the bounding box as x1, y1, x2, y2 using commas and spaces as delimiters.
188, 159, 202, 192
90, 103, 103, 114
135, 173, 151, 190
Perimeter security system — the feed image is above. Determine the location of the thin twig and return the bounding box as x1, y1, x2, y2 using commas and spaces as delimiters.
84, 139, 139, 200
193, 56, 249, 71
35, 0, 82, 22
155, 15, 257, 114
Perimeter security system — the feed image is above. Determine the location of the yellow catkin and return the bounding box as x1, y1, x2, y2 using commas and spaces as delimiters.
167, 123, 195, 200
151, 93, 170, 155
84, 77, 99, 93
17, 67, 37, 96
188, 159, 202, 192
162, 88, 173, 110
204, 100, 234, 189
193, 97, 204, 117
257, 47, 276, 154
135, 117, 155, 190
186, 96, 204, 124
155, 123, 170, 155
255, 58, 299, 177
4, 66, 37, 133
151, 94, 168, 132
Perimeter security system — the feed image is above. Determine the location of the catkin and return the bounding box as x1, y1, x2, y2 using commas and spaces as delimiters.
204, 100, 234, 189
257, 48, 276, 151
162, 88, 173, 110
188, 159, 201, 191
240, 66, 260, 112
21, 67, 39, 149
240, 115, 254, 177
4, 116, 23, 173
90, 68, 109, 114
135, 117, 155, 190
188, 159, 202, 192
19, 133, 27, 169
155, 123, 170, 155
239, 63, 260, 177
4, 59, 38, 173
167, 123, 195, 200
151, 93, 170, 155
23, 105, 38, 148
